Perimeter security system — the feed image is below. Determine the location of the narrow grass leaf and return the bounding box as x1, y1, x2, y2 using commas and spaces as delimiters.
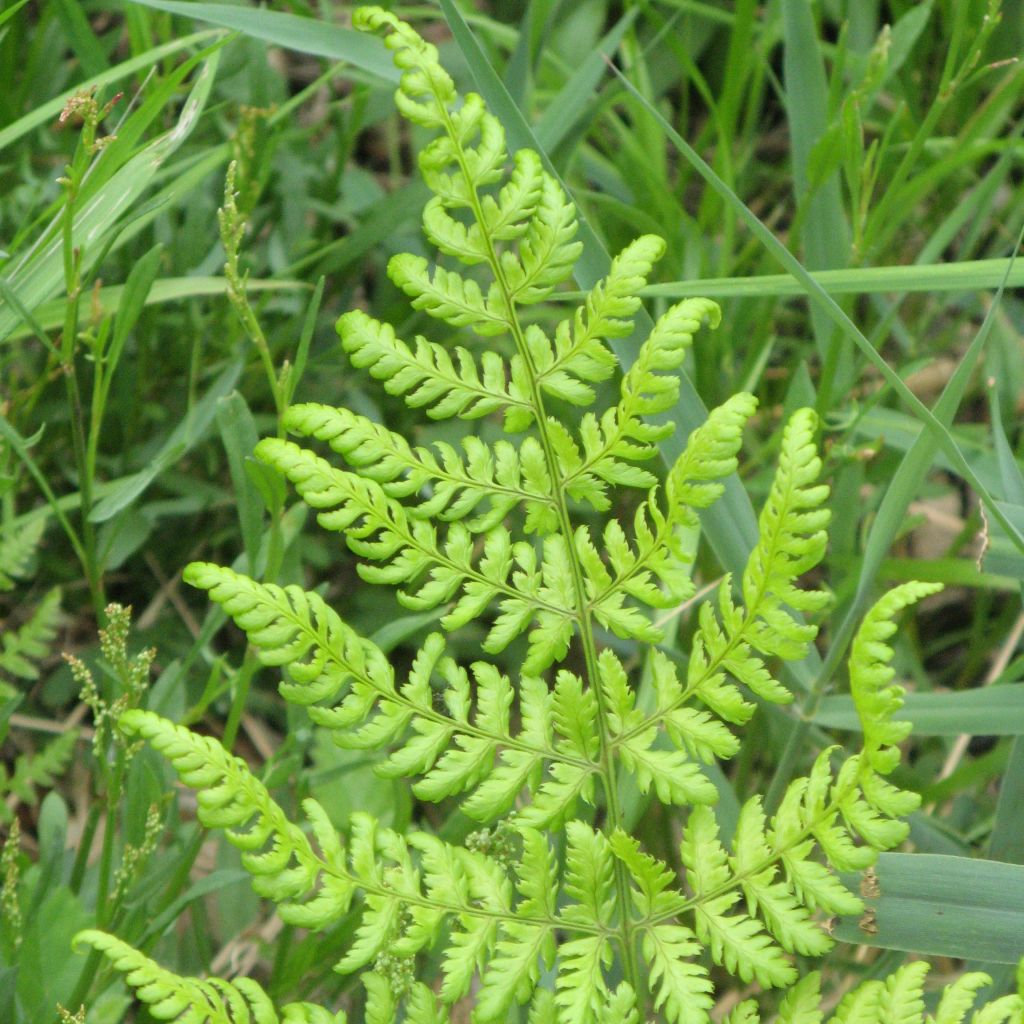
617, 259, 1024, 299
605, 65, 1024, 556
127, 0, 399, 80
814, 684, 1024, 736
4, 277, 306, 342
0, 50, 221, 342
88, 358, 242, 522
216, 392, 263, 572
533, 8, 639, 152
54, 0, 110, 77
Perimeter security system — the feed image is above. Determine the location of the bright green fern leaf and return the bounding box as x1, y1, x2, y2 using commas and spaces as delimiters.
80, 8, 1024, 1024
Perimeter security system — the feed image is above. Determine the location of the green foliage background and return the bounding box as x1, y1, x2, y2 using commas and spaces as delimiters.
2, 0, 1024, 1020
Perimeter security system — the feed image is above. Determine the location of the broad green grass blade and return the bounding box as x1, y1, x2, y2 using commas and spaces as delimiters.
832, 853, 1024, 962
4, 277, 306, 341
0, 0, 31, 30
0, 50, 220, 343
781, 0, 850, 378
216, 392, 262, 573
127, 0, 399, 79
616, 258, 1024, 298
990, 736, 1024, 866
53, 0, 110, 77
813, 684, 1024, 736
0, 31, 218, 153
607, 64, 1024, 554
880, 557, 1017, 591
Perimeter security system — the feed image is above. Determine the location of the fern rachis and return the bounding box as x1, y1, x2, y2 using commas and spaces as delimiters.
75, 9, 1024, 1024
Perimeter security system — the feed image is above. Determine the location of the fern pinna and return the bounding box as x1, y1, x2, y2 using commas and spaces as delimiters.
76, 9, 1024, 1024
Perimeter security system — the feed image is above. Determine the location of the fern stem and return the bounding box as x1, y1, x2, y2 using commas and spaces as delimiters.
430, 104, 644, 1000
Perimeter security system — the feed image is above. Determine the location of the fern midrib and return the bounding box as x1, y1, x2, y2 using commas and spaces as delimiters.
431, 104, 644, 996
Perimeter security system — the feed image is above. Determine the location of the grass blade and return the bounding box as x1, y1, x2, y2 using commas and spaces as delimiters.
127, 0, 398, 80
813, 684, 1024, 736
0, 49, 221, 342
614, 258, 1024, 299
3, 277, 306, 342
832, 853, 1024, 962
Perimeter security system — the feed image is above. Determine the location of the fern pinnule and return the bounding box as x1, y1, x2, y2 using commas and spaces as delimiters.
1, 585, 61, 681
0, 515, 45, 592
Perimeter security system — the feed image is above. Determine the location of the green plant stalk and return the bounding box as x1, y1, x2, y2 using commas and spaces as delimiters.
221, 649, 260, 753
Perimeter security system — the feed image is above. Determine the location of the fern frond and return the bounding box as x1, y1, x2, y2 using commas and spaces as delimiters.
184, 564, 594, 823
74, 931, 345, 1023
0, 726, 79, 823
282, 402, 556, 534
251, 440, 576, 664
0, 586, 61, 680
590, 392, 757, 629
86, 9, 999, 1023
337, 310, 531, 425
0, 516, 45, 591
